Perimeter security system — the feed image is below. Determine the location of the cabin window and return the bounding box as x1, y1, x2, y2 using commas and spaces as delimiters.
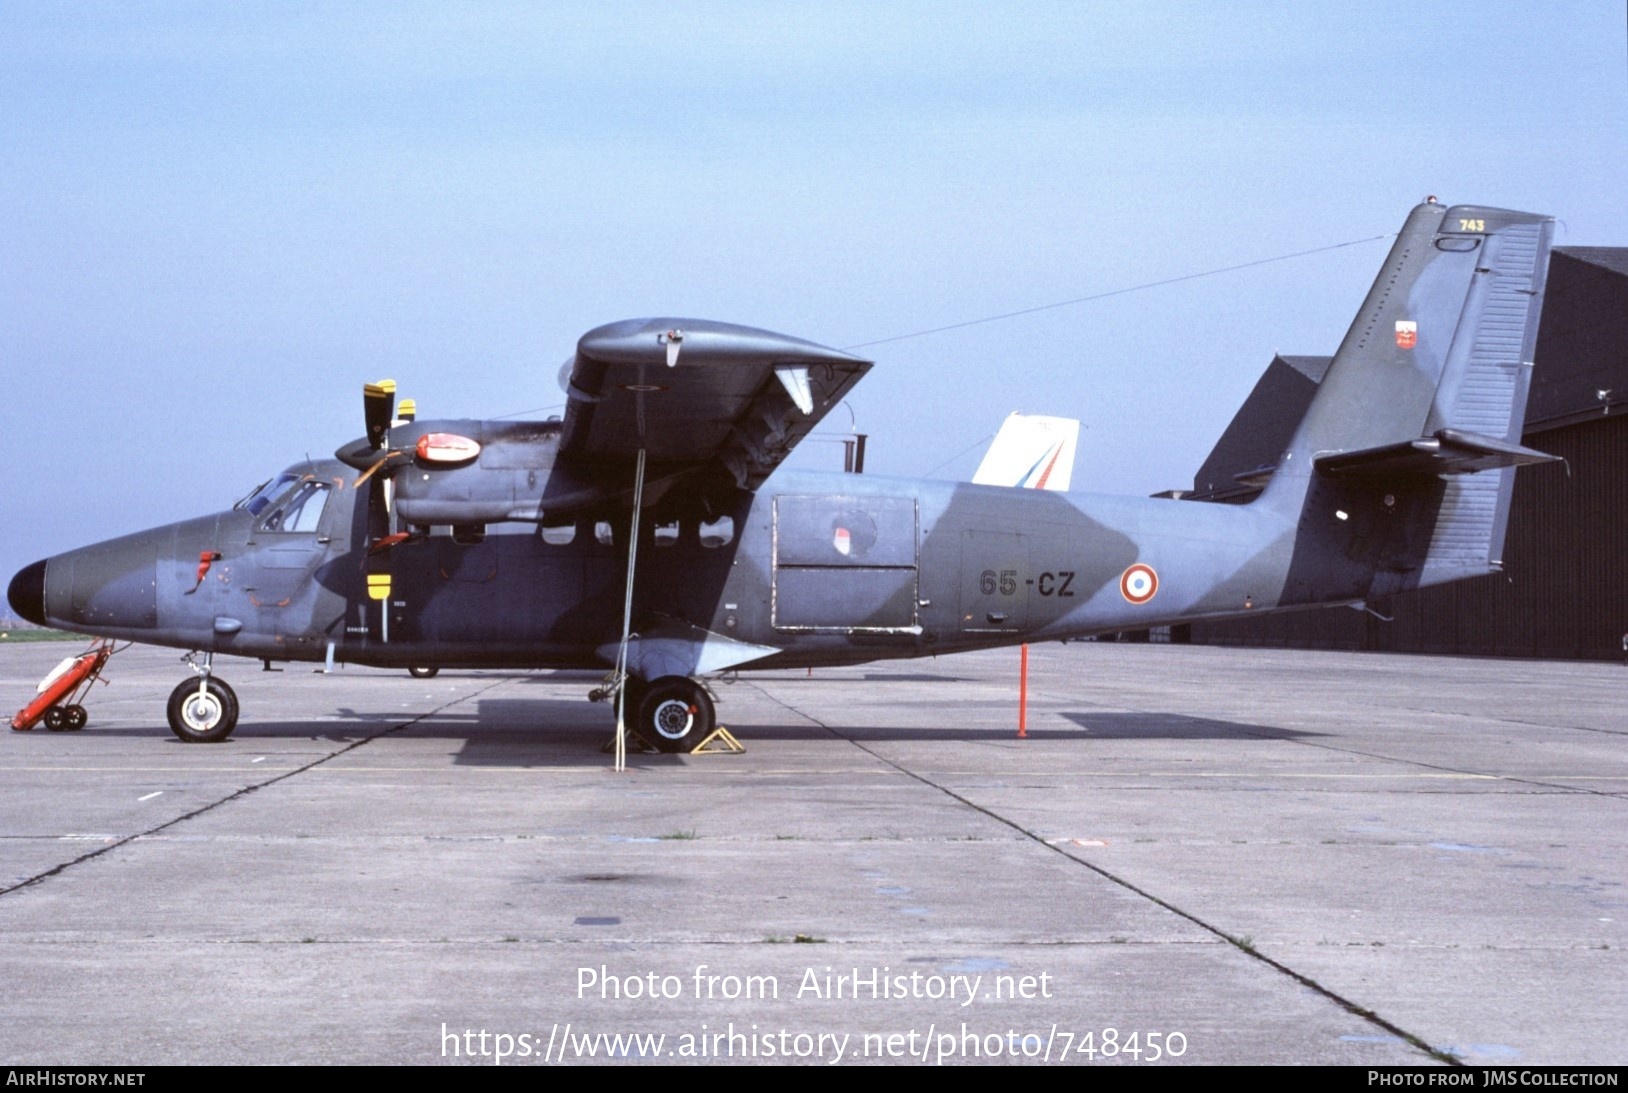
653, 520, 680, 547
541, 523, 576, 546
699, 515, 734, 548
259, 480, 330, 533
595, 521, 615, 547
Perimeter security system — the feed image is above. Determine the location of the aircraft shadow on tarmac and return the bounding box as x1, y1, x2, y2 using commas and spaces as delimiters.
857, 672, 975, 683
1058, 711, 1327, 740
28, 701, 1322, 756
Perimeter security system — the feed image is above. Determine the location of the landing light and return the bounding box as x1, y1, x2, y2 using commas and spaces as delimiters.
416, 433, 481, 464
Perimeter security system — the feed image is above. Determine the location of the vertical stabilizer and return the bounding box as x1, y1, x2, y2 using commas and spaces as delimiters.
1259, 202, 1555, 603
972, 412, 1081, 491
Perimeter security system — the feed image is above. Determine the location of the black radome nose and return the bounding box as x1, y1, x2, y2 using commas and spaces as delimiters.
7, 559, 47, 627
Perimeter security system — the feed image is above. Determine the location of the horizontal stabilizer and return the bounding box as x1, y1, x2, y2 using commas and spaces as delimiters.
1315, 428, 1559, 480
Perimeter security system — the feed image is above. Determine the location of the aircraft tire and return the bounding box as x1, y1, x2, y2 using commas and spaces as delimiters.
408, 666, 440, 679
167, 678, 239, 744
637, 677, 714, 754
616, 677, 649, 722
44, 707, 67, 732
63, 704, 87, 730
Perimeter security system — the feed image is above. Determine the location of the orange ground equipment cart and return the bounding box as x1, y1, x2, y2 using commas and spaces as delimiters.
11, 639, 116, 731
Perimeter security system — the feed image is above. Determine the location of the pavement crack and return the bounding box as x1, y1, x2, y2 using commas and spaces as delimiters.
751, 682, 1465, 1068
0, 679, 509, 900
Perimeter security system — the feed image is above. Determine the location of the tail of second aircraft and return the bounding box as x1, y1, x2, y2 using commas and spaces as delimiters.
972, 412, 1081, 491
1256, 200, 1557, 606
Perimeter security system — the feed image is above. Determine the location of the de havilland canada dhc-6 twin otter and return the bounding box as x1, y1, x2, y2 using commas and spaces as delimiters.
8, 201, 1560, 750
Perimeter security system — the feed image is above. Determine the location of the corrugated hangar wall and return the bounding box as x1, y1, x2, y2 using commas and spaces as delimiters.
1184, 248, 1628, 661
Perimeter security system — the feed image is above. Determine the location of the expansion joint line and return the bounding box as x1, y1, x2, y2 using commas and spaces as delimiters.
1094, 695, 1628, 803
0, 679, 510, 899
1291, 702, 1628, 802
750, 683, 1465, 1068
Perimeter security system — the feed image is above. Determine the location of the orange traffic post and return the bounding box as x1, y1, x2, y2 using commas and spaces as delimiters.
1017, 643, 1029, 738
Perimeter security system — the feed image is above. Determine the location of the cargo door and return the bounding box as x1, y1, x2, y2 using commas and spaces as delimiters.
772, 495, 918, 631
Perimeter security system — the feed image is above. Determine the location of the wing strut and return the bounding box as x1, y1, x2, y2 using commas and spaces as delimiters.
611, 447, 647, 772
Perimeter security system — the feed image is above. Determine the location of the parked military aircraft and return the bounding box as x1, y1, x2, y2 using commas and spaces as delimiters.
8, 201, 1559, 750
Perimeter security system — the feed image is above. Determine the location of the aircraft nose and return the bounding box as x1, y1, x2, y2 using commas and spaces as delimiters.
8, 559, 48, 627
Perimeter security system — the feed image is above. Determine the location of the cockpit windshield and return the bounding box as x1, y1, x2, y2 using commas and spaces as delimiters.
234, 474, 300, 516
258, 479, 331, 534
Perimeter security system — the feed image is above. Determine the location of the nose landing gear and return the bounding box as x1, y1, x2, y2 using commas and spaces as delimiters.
167, 652, 239, 743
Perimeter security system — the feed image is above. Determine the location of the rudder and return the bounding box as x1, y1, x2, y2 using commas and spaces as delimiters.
1260, 201, 1556, 604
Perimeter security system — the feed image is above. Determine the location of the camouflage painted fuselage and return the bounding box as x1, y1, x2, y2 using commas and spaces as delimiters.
8, 201, 1558, 695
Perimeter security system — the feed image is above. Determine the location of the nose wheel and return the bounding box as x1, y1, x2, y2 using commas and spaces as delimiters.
167, 677, 239, 743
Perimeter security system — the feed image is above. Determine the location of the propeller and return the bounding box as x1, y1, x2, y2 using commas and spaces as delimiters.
364, 379, 396, 450
343, 379, 480, 639
356, 379, 404, 631
352, 378, 411, 488
340, 380, 483, 639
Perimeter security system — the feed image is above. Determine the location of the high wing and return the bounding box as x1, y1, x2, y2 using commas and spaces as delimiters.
557, 318, 871, 491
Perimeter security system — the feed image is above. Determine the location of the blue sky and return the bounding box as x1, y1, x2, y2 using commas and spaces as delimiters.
4, 2, 1625, 589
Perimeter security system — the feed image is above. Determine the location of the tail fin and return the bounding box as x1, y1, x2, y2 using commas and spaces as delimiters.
1259, 202, 1556, 602
972, 412, 1081, 490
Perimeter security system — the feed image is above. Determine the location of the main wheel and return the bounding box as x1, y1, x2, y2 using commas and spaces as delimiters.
616, 676, 649, 722
636, 677, 715, 753
44, 707, 67, 732
63, 704, 87, 730
166, 678, 240, 743
408, 666, 439, 679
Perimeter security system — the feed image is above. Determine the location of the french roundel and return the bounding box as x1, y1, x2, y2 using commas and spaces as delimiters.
1120, 563, 1158, 604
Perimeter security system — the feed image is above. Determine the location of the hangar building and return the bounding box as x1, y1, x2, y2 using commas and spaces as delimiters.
1178, 247, 1628, 661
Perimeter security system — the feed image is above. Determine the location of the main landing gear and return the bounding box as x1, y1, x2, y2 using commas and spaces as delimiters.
595, 675, 716, 753
167, 652, 239, 743
636, 676, 716, 754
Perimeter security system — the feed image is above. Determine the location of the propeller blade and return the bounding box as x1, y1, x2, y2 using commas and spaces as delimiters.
367, 531, 411, 556
365, 475, 393, 542
352, 448, 409, 488
364, 379, 397, 450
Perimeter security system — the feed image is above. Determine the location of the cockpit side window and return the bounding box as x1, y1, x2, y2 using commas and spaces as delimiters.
259, 480, 331, 533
